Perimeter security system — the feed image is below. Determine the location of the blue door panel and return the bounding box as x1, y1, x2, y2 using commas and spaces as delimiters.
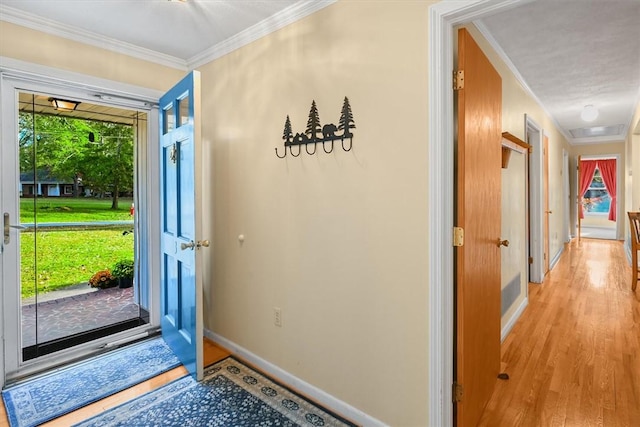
160, 71, 201, 379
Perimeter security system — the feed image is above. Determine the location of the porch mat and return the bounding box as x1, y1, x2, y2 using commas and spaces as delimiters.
75, 356, 357, 427
2, 337, 182, 427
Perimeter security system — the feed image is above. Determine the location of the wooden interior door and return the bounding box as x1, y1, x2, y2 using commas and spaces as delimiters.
543, 134, 550, 273
455, 28, 502, 427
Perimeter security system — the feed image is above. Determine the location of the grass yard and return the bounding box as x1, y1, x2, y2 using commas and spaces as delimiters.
20, 197, 133, 223
20, 227, 134, 299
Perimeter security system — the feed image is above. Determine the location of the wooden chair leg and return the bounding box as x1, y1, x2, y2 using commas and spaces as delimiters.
633, 251, 638, 292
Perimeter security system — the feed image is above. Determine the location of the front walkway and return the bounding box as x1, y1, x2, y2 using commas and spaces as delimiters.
21, 286, 139, 347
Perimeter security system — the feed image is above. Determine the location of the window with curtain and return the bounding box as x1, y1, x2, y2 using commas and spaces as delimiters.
582, 168, 610, 215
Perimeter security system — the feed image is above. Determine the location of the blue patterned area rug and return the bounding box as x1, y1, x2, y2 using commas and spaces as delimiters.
2, 337, 182, 427
75, 356, 357, 427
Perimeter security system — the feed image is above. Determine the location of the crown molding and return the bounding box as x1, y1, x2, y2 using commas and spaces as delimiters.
0, 4, 188, 71
187, 0, 337, 69
1, 1, 337, 73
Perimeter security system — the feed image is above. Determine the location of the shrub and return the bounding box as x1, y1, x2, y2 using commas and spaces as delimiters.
111, 259, 134, 279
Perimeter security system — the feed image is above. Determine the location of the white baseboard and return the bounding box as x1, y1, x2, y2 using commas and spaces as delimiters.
204, 329, 387, 427
501, 297, 528, 342
550, 245, 565, 271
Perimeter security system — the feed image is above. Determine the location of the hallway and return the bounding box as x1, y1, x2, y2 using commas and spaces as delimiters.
479, 239, 639, 426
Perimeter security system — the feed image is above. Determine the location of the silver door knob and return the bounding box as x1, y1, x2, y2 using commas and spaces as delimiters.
180, 241, 196, 250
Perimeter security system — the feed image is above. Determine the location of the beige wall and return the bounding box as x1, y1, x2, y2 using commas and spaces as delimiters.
623, 102, 640, 249
199, 1, 433, 425
0, 21, 183, 91
627, 103, 640, 212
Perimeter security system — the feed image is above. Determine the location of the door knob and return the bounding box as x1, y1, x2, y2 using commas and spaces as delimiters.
497, 239, 510, 247
545, 210, 553, 214
180, 241, 196, 250
180, 240, 210, 251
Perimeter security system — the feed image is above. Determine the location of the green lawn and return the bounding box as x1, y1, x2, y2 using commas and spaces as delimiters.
19, 198, 135, 298
20, 197, 133, 222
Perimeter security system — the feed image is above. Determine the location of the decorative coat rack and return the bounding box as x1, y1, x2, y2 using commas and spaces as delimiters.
275, 97, 355, 158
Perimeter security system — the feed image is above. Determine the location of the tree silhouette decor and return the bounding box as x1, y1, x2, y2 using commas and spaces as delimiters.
282, 115, 293, 146
275, 97, 355, 158
338, 96, 355, 139
305, 100, 322, 142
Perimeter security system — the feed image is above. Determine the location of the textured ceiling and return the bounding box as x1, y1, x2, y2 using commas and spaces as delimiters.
1, 0, 639, 145
478, 0, 640, 144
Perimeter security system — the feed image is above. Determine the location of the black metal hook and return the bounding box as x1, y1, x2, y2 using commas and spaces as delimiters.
289, 144, 301, 157
322, 140, 334, 154
275, 147, 287, 158
341, 138, 353, 152
305, 141, 317, 155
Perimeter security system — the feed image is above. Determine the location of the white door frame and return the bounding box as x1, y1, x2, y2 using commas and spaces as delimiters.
0, 57, 162, 385
427, 1, 536, 425
563, 149, 571, 242
526, 115, 544, 283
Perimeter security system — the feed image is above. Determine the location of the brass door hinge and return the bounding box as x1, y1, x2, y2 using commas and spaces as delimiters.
453, 382, 464, 402
528, 256, 533, 264
453, 70, 464, 90
453, 227, 464, 247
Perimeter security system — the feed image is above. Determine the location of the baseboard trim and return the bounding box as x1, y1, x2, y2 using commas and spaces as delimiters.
204, 329, 387, 427
501, 297, 528, 342
550, 245, 565, 271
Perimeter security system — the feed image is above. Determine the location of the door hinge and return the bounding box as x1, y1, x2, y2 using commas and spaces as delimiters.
453, 227, 464, 247
453, 382, 464, 402
529, 256, 533, 264
453, 70, 464, 90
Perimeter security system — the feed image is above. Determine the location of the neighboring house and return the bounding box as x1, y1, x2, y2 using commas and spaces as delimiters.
19, 170, 82, 197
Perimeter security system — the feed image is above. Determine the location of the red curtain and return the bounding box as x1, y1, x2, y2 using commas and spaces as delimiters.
579, 160, 598, 219
597, 159, 617, 221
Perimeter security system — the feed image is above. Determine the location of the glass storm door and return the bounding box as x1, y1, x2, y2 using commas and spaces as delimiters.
15, 91, 143, 361
159, 71, 205, 380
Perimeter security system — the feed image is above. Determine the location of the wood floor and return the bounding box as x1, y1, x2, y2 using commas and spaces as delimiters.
479, 239, 640, 426
0, 339, 229, 427
1, 239, 638, 426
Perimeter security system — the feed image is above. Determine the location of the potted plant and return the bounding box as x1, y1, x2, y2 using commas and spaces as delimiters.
88, 269, 117, 289
111, 259, 134, 288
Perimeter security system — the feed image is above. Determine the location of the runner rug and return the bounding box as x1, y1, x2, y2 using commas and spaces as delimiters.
2, 337, 182, 427
75, 356, 357, 427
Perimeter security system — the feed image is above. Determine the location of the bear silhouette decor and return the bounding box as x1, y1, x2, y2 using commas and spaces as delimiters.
276, 97, 355, 158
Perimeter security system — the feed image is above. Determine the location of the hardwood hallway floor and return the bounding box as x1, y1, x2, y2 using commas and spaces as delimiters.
479, 239, 640, 426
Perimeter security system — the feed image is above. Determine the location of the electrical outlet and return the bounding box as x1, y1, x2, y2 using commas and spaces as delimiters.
274, 307, 282, 327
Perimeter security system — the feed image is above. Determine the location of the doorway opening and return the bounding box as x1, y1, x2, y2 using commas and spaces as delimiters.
17, 92, 149, 361
578, 156, 619, 240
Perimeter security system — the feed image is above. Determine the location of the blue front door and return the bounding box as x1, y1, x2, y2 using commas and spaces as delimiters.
159, 71, 203, 380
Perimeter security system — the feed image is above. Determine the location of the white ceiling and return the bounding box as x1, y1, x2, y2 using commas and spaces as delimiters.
1, 0, 639, 145
478, 0, 640, 145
